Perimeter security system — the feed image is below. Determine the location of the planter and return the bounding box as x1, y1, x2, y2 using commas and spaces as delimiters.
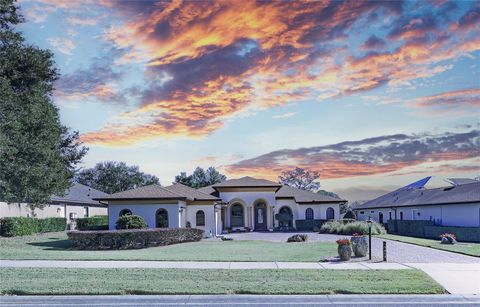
337, 244, 352, 261
351, 236, 368, 257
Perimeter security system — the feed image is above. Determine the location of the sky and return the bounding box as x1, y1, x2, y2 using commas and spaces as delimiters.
17, 0, 480, 201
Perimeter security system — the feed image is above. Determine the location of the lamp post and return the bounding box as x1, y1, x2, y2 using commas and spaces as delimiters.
367, 218, 372, 261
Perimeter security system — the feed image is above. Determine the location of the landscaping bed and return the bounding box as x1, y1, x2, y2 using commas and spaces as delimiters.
0, 268, 444, 295
378, 234, 480, 257
0, 232, 336, 261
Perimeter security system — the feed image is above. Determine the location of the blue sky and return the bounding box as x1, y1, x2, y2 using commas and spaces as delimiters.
18, 0, 480, 200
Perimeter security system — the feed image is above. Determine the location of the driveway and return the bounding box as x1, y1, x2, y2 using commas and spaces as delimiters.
221, 232, 479, 263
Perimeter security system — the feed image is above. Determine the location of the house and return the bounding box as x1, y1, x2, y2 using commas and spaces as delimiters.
0, 183, 108, 227
353, 177, 480, 227
96, 176, 346, 234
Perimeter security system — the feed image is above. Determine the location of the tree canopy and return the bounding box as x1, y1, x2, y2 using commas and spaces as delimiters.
174, 166, 226, 188
0, 0, 87, 207
278, 167, 321, 192
75, 161, 160, 194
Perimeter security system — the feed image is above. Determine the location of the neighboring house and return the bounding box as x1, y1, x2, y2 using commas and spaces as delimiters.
97, 176, 346, 234
0, 183, 108, 227
353, 177, 480, 227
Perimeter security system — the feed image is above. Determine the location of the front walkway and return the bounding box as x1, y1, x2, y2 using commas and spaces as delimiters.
2, 260, 479, 294
1, 294, 479, 306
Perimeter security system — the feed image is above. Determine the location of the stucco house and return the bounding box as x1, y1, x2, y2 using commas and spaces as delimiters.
353, 178, 480, 227
0, 183, 108, 227
96, 176, 346, 234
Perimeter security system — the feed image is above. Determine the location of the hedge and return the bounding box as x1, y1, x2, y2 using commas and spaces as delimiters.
115, 215, 147, 230
76, 216, 108, 231
295, 219, 327, 231
0, 217, 66, 237
67, 228, 204, 250
320, 220, 386, 235
387, 220, 434, 237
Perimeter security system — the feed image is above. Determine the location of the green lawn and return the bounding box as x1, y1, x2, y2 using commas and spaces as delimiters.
0, 268, 444, 295
0, 232, 336, 262
378, 234, 480, 257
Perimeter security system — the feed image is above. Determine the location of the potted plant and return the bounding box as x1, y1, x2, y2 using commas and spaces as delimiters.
350, 233, 368, 257
336, 238, 352, 261
440, 233, 457, 244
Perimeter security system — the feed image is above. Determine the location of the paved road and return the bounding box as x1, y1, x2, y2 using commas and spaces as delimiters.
223, 232, 480, 263
1, 294, 479, 306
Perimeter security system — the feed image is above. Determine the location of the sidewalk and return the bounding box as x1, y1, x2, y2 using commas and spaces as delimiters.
1, 260, 479, 294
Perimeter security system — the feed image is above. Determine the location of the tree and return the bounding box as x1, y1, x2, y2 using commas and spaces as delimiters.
174, 166, 226, 188
0, 0, 87, 208
75, 161, 159, 194
278, 167, 321, 191
318, 189, 340, 199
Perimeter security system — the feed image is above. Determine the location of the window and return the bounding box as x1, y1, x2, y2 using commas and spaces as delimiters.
305, 208, 314, 220
360, 211, 364, 214
389, 211, 392, 220
378, 212, 383, 224
400, 212, 403, 220
119, 209, 132, 217
326, 207, 334, 220
231, 204, 244, 227
156, 208, 169, 228
196, 210, 205, 226
83, 206, 89, 218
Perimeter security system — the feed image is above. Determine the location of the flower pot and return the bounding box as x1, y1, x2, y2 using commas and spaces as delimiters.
351, 236, 368, 257
337, 244, 352, 261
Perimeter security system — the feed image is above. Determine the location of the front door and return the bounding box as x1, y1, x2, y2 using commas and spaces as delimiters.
254, 203, 267, 231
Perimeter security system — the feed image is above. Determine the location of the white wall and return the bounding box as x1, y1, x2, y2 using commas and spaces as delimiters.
185, 204, 215, 237
356, 203, 480, 227
108, 202, 180, 230
0, 202, 64, 218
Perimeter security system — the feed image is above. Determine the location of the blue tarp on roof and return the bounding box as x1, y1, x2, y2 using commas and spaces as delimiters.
401, 176, 431, 190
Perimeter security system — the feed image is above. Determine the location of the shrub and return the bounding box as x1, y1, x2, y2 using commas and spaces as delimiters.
67, 228, 204, 250
295, 219, 327, 231
76, 216, 108, 231
287, 234, 308, 242
115, 215, 147, 230
0, 217, 66, 237
343, 210, 356, 220
320, 220, 386, 235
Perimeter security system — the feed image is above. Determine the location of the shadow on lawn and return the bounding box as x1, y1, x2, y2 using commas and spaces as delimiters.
27, 239, 73, 250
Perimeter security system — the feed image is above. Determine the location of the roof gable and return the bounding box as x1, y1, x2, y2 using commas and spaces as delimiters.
276, 185, 345, 203
51, 183, 108, 205
212, 176, 281, 188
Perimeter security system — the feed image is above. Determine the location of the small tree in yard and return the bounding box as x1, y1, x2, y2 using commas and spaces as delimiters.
0, 0, 87, 209
278, 167, 321, 191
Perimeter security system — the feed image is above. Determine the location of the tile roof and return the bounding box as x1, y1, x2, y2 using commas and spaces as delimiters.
198, 185, 216, 195
94, 183, 219, 201
95, 184, 184, 200
276, 185, 346, 203
212, 176, 282, 188
51, 183, 108, 205
354, 181, 480, 210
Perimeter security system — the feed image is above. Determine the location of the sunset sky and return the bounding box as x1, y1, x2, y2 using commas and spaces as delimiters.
18, 0, 479, 201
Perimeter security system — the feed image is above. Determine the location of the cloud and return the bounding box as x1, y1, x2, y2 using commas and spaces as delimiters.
406, 88, 480, 114
66, 16, 99, 26
272, 112, 297, 119
225, 129, 480, 180
54, 52, 126, 104
47, 37, 75, 55
76, 1, 480, 145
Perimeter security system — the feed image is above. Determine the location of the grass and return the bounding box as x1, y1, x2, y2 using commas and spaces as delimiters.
0, 232, 336, 262
378, 234, 480, 257
0, 268, 445, 295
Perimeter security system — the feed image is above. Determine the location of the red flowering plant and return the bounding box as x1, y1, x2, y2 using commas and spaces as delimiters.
440, 233, 456, 240
351, 233, 365, 237
336, 238, 351, 246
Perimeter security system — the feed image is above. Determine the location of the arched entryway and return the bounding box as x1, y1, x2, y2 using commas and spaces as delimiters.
277, 206, 293, 228
156, 208, 169, 228
254, 202, 267, 231
230, 203, 244, 227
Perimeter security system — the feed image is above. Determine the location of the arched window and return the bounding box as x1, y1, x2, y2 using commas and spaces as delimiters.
278, 206, 293, 228
156, 208, 169, 228
326, 207, 334, 220
119, 209, 132, 217
231, 204, 244, 227
196, 210, 205, 226
305, 208, 314, 220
